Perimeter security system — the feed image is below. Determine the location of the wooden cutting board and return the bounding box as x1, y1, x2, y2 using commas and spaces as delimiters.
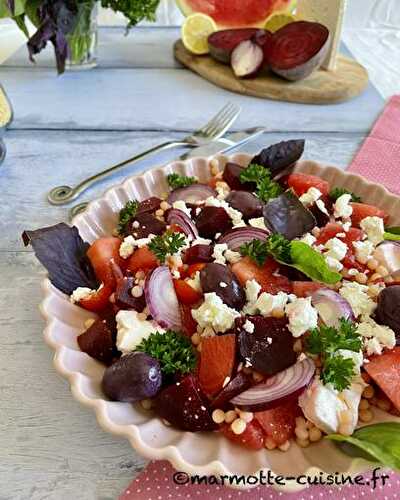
174, 40, 368, 105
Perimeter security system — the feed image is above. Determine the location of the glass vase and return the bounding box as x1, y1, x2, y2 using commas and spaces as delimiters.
66, 2, 98, 70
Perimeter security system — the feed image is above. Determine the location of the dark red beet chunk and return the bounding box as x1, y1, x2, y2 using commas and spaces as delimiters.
211, 372, 253, 410
137, 197, 162, 215
184, 244, 214, 264
195, 206, 232, 239
226, 191, 263, 220
153, 374, 217, 432
223, 162, 255, 191
130, 213, 166, 238
236, 316, 296, 376
200, 263, 245, 311
308, 202, 330, 228
78, 318, 117, 365
376, 286, 400, 339
115, 276, 146, 311
208, 28, 260, 64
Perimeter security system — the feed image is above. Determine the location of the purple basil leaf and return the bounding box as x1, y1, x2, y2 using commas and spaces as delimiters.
22, 223, 99, 295
263, 190, 316, 240
27, 17, 56, 62
51, 31, 69, 74
251, 140, 305, 178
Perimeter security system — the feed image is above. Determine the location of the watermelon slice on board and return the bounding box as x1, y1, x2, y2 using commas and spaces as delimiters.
176, 0, 296, 28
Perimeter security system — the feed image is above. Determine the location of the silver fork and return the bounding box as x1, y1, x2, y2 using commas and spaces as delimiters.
47, 102, 241, 205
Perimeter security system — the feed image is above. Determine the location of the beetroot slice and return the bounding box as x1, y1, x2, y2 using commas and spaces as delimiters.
268, 21, 330, 81
208, 28, 260, 64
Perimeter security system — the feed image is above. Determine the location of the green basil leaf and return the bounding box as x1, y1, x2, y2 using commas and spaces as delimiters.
289, 241, 342, 284
384, 231, 400, 242
327, 422, 400, 470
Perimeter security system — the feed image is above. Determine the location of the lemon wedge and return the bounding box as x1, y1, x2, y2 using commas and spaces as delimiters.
264, 12, 297, 33
181, 13, 217, 55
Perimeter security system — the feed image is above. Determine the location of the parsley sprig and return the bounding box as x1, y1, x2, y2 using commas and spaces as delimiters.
305, 318, 362, 391
148, 231, 186, 263
240, 234, 292, 266
118, 200, 139, 235
330, 187, 362, 203
136, 330, 197, 375
240, 163, 283, 202
167, 173, 197, 190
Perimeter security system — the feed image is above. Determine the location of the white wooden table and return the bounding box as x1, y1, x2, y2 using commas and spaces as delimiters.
0, 24, 399, 500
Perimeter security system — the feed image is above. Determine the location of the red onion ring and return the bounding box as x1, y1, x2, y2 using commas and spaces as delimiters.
230, 358, 315, 412
144, 266, 182, 330
166, 208, 198, 239
311, 289, 355, 327
167, 184, 216, 205
218, 227, 270, 251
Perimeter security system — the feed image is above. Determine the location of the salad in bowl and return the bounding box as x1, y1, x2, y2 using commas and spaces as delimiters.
25, 140, 400, 476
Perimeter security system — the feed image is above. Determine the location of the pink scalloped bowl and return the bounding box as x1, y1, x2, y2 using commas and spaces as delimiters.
40, 154, 400, 492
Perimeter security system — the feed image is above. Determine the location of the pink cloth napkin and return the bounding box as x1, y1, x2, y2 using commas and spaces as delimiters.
120, 96, 400, 500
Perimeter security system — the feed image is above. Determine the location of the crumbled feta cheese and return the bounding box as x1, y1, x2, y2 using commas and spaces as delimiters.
342, 221, 351, 232
339, 281, 376, 318
191, 293, 240, 333
243, 279, 262, 314
119, 234, 156, 258
192, 237, 212, 246
300, 233, 317, 246
215, 181, 231, 200
172, 200, 192, 217
116, 310, 161, 352
70, 287, 96, 304
353, 240, 374, 263
219, 281, 227, 288
325, 237, 348, 261
299, 376, 365, 434
248, 217, 268, 230
243, 320, 255, 334
285, 297, 318, 337
360, 216, 385, 245
225, 249, 242, 264
299, 187, 322, 206
212, 243, 228, 265
119, 236, 136, 259
316, 199, 329, 216
357, 317, 396, 353
364, 337, 383, 356
334, 194, 353, 219
325, 256, 343, 272
205, 197, 244, 227
253, 291, 290, 317
187, 271, 202, 292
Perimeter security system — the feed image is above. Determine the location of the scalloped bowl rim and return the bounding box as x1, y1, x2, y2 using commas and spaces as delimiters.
39, 154, 400, 492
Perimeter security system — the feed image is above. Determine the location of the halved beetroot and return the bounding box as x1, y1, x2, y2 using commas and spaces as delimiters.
220, 420, 265, 450
268, 21, 330, 81
77, 318, 117, 365
199, 334, 236, 397
364, 347, 400, 411
153, 374, 217, 431
208, 28, 260, 64
255, 399, 297, 445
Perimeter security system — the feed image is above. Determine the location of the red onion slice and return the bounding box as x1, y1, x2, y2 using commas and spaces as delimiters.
144, 266, 182, 330
230, 358, 315, 412
167, 184, 216, 205
218, 227, 270, 251
166, 208, 199, 239
311, 289, 355, 327
374, 241, 400, 277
